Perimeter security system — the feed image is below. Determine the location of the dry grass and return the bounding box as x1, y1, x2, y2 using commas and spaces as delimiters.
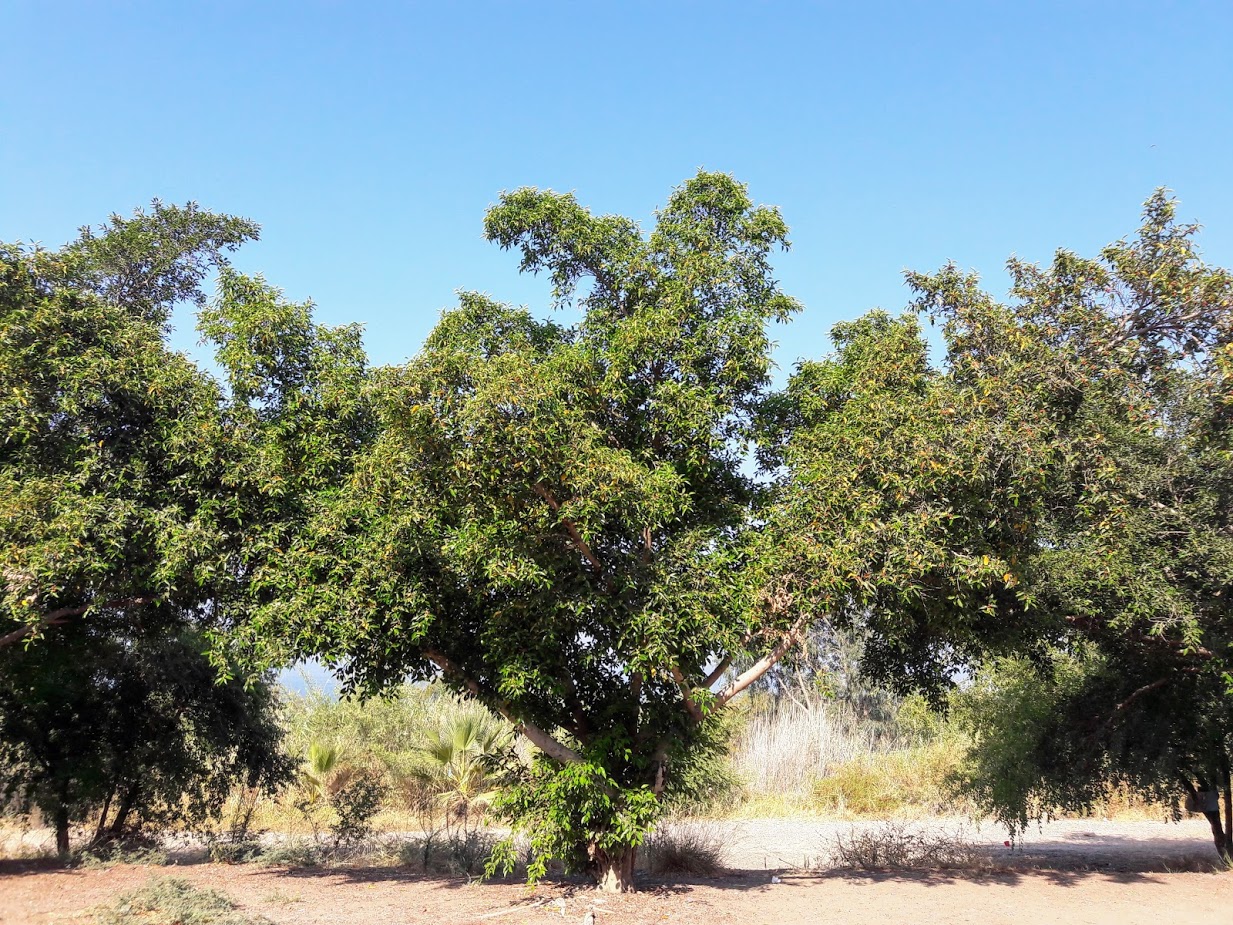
727, 698, 966, 819
828, 821, 989, 870
730, 700, 881, 799
639, 820, 728, 876
92, 877, 270, 925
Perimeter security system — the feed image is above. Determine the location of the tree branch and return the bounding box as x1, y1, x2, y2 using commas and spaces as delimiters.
423, 647, 583, 766
1112, 677, 1171, 717
556, 670, 592, 742
1064, 615, 1214, 660
0, 597, 154, 649
533, 484, 610, 586
700, 656, 731, 691
670, 665, 704, 724
1091, 677, 1173, 746
715, 615, 810, 708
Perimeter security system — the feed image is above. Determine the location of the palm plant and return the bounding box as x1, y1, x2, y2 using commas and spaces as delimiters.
416, 715, 507, 819
298, 741, 352, 806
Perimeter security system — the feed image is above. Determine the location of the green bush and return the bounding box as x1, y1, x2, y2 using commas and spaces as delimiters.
329, 773, 386, 846
811, 741, 965, 817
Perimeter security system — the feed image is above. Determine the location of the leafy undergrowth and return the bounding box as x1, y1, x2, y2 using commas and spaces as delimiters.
79, 846, 170, 869
93, 877, 270, 925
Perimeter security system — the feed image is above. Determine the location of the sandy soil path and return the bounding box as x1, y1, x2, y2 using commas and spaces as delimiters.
1, 819, 1227, 925
718, 816, 1218, 870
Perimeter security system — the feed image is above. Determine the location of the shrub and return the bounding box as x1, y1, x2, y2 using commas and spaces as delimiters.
78, 845, 169, 869
329, 773, 386, 847
207, 840, 264, 864
829, 821, 986, 870
639, 821, 727, 876
811, 741, 965, 817
397, 827, 501, 876
255, 841, 322, 868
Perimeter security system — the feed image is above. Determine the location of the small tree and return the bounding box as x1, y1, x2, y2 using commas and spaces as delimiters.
238, 172, 808, 891
0, 624, 289, 854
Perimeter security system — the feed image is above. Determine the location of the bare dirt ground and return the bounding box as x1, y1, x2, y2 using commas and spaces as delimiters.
1, 819, 1229, 925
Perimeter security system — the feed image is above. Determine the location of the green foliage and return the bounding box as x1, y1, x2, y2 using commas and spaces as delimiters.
0, 203, 357, 853
487, 758, 662, 883
242, 172, 806, 889
414, 714, 507, 816
328, 773, 386, 846
79, 845, 170, 869
280, 682, 513, 813
774, 190, 1233, 848
0, 625, 291, 851
658, 712, 743, 814
254, 841, 323, 868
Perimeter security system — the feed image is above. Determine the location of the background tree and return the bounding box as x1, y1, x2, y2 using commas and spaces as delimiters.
766, 192, 1233, 856
0, 204, 364, 853
0, 205, 254, 651
237, 172, 807, 891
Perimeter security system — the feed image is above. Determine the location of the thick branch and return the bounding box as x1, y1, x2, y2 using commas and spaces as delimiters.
557, 670, 592, 742
423, 647, 582, 766
1112, 677, 1171, 717
670, 666, 705, 724
700, 656, 731, 691
651, 742, 670, 797
0, 597, 153, 649
533, 484, 609, 583
715, 615, 810, 708
1091, 677, 1173, 745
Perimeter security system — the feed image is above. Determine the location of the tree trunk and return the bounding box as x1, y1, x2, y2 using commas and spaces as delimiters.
1191, 776, 1230, 860
589, 844, 637, 893
106, 786, 140, 841
54, 805, 70, 856
1222, 761, 1232, 861
1201, 807, 1228, 859
89, 785, 117, 851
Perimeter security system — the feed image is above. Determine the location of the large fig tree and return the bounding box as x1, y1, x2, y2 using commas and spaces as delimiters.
240, 172, 806, 890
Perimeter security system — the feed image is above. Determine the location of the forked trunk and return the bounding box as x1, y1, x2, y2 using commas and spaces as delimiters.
590, 844, 637, 893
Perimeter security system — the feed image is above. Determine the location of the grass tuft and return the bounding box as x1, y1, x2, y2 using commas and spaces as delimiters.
93, 877, 270, 925
639, 821, 727, 876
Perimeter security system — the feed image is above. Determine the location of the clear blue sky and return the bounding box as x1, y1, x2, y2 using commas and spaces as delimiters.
3, 1, 1231, 377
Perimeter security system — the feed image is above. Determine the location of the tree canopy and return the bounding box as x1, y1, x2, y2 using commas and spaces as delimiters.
234, 172, 812, 889
0, 203, 362, 852
769, 191, 1233, 854
6, 181, 1231, 876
